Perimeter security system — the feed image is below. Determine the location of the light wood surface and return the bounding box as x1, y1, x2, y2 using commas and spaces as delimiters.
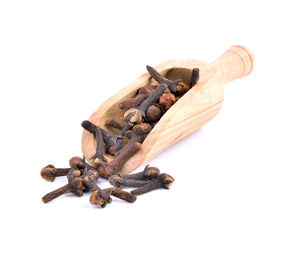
82, 45, 254, 174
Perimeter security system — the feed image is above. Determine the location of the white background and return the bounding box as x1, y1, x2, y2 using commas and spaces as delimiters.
0, 0, 299, 254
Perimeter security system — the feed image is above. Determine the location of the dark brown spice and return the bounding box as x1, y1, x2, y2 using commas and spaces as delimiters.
82, 120, 123, 156
42, 184, 74, 203
146, 104, 163, 122
42, 156, 136, 207
94, 142, 142, 178
41, 165, 70, 182
146, 65, 190, 96
123, 108, 143, 127
159, 89, 176, 110
41, 156, 84, 182
90, 126, 107, 163
146, 65, 179, 93
131, 173, 174, 195
123, 84, 167, 127
175, 81, 190, 96
67, 168, 83, 183
90, 187, 112, 207
42, 159, 97, 203
42, 177, 84, 203
109, 174, 149, 188
105, 119, 124, 130
190, 68, 200, 87
119, 85, 157, 110
122, 165, 160, 181
111, 188, 137, 203
114, 123, 151, 157
129, 123, 152, 143
90, 186, 136, 207
119, 93, 148, 110
69, 156, 85, 169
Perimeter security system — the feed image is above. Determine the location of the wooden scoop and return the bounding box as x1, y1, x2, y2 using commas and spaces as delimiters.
82, 45, 254, 174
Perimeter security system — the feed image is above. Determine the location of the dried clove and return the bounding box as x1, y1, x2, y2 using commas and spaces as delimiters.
131, 173, 174, 195
90, 126, 107, 163
123, 84, 167, 127
108, 174, 149, 188
42, 153, 138, 207
122, 109, 143, 128
129, 123, 151, 143
146, 65, 190, 96
110, 188, 137, 203
67, 168, 83, 183
159, 89, 176, 110
119, 85, 156, 110
42, 158, 97, 203
146, 104, 163, 123
136, 84, 167, 117
42, 184, 76, 203
90, 186, 113, 208
190, 68, 200, 87
41, 156, 84, 182
81, 168, 101, 192
146, 65, 179, 94
94, 142, 142, 178
175, 81, 190, 96
69, 156, 85, 169
106, 119, 124, 130
90, 186, 136, 208
122, 164, 160, 181
82, 120, 123, 156
119, 93, 148, 110
114, 123, 151, 157
41, 165, 70, 182
86, 151, 137, 206
42, 177, 85, 203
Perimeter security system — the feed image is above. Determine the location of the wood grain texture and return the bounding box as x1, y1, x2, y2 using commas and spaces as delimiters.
82, 45, 254, 174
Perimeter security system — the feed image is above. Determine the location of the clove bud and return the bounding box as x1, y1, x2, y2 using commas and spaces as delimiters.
94, 142, 142, 178
108, 174, 149, 188
41, 156, 84, 182
122, 165, 160, 181
131, 173, 174, 195
119, 85, 157, 110
123, 84, 167, 127
82, 120, 123, 156
146, 104, 163, 122
159, 89, 176, 110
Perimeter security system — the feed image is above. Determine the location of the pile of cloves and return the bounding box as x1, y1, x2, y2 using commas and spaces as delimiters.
41, 65, 200, 208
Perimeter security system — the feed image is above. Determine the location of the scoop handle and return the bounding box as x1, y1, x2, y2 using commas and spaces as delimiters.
210, 45, 254, 84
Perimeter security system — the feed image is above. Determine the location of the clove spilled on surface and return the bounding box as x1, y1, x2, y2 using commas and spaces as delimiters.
131, 173, 174, 195
42, 157, 137, 207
